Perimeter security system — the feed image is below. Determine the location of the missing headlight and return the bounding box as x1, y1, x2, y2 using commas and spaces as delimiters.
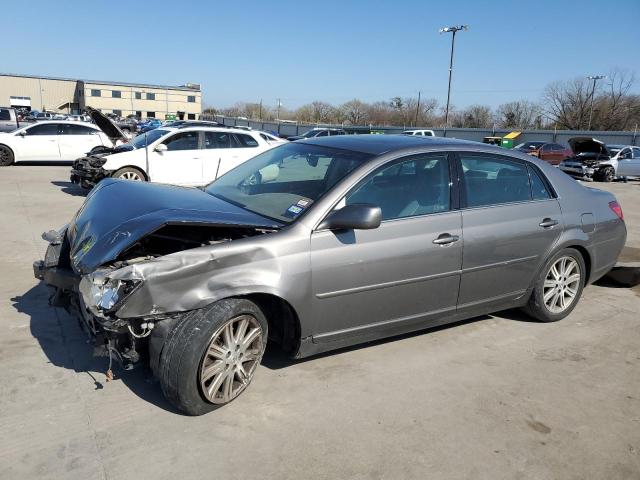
80, 270, 141, 313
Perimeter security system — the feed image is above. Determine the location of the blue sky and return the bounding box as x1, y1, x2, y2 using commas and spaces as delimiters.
3, 0, 639, 110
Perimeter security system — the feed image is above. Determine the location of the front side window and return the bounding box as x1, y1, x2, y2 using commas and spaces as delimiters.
619, 148, 632, 159
0, 109, 10, 121
112, 90, 121, 98
205, 143, 370, 223
162, 131, 199, 151
146, 93, 155, 100
25, 123, 60, 135
90, 89, 101, 97
234, 133, 259, 147
345, 154, 450, 221
460, 154, 534, 207
204, 131, 231, 149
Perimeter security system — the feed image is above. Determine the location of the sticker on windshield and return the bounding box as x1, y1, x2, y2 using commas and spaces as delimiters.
284, 204, 304, 218
297, 198, 311, 207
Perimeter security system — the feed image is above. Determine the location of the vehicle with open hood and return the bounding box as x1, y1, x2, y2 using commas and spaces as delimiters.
0, 117, 123, 166
559, 138, 639, 181
35, 134, 626, 415
70, 124, 280, 188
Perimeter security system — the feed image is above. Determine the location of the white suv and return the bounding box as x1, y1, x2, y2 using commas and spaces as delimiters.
402, 129, 435, 137
71, 126, 281, 188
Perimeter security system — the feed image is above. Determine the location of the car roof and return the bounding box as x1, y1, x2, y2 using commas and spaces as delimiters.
172, 126, 258, 134
28, 120, 99, 127
300, 134, 479, 155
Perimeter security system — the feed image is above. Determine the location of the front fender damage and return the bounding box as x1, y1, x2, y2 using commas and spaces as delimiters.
111, 242, 283, 318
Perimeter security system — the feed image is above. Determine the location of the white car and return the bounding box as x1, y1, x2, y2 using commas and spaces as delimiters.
402, 129, 435, 137
0, 121, 118, 166
71, 126, 282, 188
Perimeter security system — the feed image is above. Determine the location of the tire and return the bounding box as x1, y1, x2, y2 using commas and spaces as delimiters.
112, 166, 145, 181
158, 298, 268, 416
0, 144, 14, 166
523, 248, 586, 322
598, 166, 615, 183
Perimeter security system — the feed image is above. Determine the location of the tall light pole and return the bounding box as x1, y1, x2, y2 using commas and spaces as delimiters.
439, 25, 468, 135
587, 75, 605, 130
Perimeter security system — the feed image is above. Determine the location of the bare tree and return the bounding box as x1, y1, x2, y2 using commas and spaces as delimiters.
340, 99, 368, 125
496, 100, 540, 129
543, 78, 594, 130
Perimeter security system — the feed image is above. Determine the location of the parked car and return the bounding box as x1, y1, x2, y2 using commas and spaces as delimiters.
559, 138, 640, 181
0, 107, 20, 133
514, 142, 573, 165
402, 129, 435, 137
66, 114, 85, 122
52, 113, 68, 120
0, 121, 122, 165
163, 120, 219, 128
35, 134, 626, 415
137, 119, 163, 134
70, 126, 279, 188
34, 112, 54, 121
287, 128, 346, 141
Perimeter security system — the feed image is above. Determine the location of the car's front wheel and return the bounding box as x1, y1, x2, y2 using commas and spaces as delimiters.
524, 248, 586, 322
158, 299, 268, 415
596, 166, 615, 182
0, 144, 14, 166
112, 166, 145, 181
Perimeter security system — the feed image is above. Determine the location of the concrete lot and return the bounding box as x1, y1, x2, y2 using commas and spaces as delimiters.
1, 166, 639, 480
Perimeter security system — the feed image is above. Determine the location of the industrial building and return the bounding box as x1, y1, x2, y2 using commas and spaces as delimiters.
0, 73, 202, 120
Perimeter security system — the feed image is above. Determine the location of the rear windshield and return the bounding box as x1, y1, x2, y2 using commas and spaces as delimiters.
205, 143, 371, 223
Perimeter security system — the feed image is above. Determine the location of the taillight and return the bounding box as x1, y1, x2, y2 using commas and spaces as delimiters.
609, 201, 624, 221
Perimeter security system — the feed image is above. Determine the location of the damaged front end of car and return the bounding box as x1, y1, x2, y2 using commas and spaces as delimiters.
34, 178, 283, 373
70, 154, 112, 189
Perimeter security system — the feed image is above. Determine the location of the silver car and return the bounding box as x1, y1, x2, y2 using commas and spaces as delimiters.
35, 135, 627, 415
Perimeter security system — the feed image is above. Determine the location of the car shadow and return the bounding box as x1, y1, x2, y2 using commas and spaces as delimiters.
11, 283, 183, 415
51, 180, 88, 197
594, 266, 640, 289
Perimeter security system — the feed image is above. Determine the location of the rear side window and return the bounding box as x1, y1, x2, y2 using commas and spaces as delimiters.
460, 154, 531, 207
528, 165, 552, 200
62, 124, 96, 135
234, 134, 259, 148
25, 124, 60, 135
346, 154, 450, 220
163, 131, 199, 151
204, 131, 231, 149
0, 109, 10, 121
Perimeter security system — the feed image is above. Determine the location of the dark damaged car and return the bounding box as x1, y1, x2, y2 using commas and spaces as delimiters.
35, 135, 626, 415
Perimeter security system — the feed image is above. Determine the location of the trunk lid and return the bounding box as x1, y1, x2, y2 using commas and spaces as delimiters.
67, 179, 282, 273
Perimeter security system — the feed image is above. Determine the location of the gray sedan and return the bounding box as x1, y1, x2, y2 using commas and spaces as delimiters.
35, 135, 627, 415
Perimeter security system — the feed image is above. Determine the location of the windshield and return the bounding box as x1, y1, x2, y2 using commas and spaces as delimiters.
125, 129, 170, 149
301, 130, 322, 138
205, 143, 371, 223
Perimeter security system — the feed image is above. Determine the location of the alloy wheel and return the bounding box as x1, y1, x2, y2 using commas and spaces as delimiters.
120, 171, 142, 181
199, 314, 264, 404
543, 256, 581, 313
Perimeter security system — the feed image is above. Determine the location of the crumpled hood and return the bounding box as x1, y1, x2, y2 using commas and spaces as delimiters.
67, 179, 281, 274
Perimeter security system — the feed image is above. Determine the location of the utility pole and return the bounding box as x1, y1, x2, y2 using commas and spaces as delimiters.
276, 98, 281, 121
439, 25, 468, 136
259, 99, 263, 120
587, 75, 605, 130
414, 91, 421, 127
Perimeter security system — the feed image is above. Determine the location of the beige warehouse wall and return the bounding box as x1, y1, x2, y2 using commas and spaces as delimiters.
0, 75, 77, 111
81, 82, 201, 118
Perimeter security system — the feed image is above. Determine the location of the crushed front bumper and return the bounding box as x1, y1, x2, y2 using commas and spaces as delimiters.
559, 163, 595, 180
70, 157, 111, 189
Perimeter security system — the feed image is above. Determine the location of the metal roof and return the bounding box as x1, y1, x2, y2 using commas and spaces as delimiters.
0, 72, 200, 92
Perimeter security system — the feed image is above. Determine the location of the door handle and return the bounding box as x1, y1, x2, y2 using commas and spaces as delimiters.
432, 233, 460, 245
539, 218, 558, 228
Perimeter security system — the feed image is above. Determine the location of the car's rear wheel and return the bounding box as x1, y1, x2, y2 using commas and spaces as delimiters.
524, 248, 586, 322
0, 144, 14, 166
113, 166, 145, 181
158, 299, 268, 415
